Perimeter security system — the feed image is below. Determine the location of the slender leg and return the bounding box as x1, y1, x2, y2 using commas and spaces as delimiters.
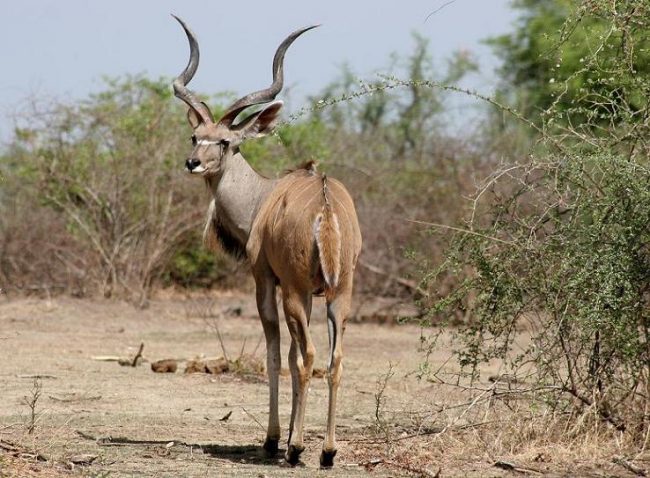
283, 288, 314, 465
320, 286, 351, 468
255, 275, 281, 456
287, 290, 313, 446
287, 336, 300, 447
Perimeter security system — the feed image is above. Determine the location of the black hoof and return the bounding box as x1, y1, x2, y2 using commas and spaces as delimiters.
320, 449, 337, 468
263, 437, 279, 457
285, 444, 304, 466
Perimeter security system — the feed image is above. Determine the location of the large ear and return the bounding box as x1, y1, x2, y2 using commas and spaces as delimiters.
187, 102, 213, 128
187, 107, 202, 128
235, 101, 284, 139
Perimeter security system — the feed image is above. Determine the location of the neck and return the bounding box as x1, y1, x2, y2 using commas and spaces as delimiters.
209, 151, 276, 247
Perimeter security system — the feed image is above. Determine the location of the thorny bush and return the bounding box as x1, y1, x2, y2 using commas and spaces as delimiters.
0, 77, 228, 304
420, 0, 650, 441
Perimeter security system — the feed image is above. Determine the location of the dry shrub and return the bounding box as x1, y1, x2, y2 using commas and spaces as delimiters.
417, 0, 650, 458
0, 36, 500, 303
0, 38, 506, 304
0, 77, 220, 304
0, 200, 93, 296
228, 354, 265, 377
348, 371, 642, 476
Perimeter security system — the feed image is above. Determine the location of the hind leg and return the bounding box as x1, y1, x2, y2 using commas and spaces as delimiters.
282, 287, 314, 465
321, 283, 351, 467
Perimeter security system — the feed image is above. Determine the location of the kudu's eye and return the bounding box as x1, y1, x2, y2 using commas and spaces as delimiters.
220, 139, 230, 147
191, 134, 197, 146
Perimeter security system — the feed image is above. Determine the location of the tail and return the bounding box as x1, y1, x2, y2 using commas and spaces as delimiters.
314, 175, 341, 291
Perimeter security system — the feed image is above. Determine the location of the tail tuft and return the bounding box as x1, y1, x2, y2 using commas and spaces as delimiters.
314, 206, 341, 289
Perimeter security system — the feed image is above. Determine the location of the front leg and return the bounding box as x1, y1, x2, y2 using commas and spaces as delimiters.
255, 275, 281, 456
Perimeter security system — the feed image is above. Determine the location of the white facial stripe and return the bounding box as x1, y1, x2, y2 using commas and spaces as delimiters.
197, 140, 221, 146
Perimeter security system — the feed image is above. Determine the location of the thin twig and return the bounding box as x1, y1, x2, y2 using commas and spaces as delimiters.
424, 0, 458, 23
0, 423, 21, 433
562, 386, 626, 432
131, 343, 144, 367
48, 393, 102, 403
438, 385, 492, 436
407, 219, 517, 246
612, 457, 647, 477
251, 333, 264, 358
76, 430, 191, 447
91, 356, 121, 362
356, 458, 441, 478
0, 440, 20, 452
219, 411, 233, 422
205, 315, 230, 362
237, 338, 247, 362
494, 460, 543, 475
286, 77, 568, 155
241, 407, 265, 431
23, 378, 42, 435
359, 260, 429, 297
16, 374, 57, 379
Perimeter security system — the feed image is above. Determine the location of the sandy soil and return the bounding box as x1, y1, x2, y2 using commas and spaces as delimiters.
0, 294, 635, 477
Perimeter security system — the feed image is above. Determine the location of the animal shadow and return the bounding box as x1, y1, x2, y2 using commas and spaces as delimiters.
199, 443, 296, 466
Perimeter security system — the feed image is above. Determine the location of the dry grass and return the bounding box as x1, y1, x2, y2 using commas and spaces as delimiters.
340, 375, 648, 477
0, 295, 646, 477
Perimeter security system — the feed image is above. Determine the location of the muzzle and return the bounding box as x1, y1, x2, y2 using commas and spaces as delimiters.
186, 158, 202, 172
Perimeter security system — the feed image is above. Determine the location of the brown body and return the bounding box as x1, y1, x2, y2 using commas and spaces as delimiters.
249, 169, 361, 299
171, 17, 361, 467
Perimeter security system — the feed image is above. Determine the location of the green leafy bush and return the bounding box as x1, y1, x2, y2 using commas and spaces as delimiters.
424, 0, 650, 437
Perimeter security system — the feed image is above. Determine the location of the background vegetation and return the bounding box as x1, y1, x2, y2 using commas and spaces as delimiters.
0, 33, 493, 304
422, 0, 650, 444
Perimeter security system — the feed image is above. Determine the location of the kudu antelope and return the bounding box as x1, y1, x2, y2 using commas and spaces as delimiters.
171, 16, 362, 467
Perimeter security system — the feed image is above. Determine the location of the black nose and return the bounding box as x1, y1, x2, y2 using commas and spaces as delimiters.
186, 158, 201, 171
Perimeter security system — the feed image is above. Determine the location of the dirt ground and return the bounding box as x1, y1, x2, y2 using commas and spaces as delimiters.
0, 293, 640, 477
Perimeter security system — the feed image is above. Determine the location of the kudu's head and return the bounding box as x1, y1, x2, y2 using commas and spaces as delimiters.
172, 15, 317, 177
